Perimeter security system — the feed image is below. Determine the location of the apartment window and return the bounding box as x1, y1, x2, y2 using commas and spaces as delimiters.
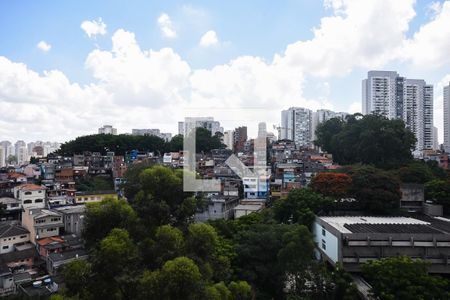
20, 235, 26, 239
35, 199, 43, 203
2, 246, 8, 249
24, 200, 32, 204
321, 239, 326, 250
322, 227, 326, 236
24, 192, 32, 195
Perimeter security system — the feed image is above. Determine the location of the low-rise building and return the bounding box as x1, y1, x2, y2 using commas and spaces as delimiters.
313, 215, 450, 274
195, 195, 240, 222
13, 184, 46, 209
53, 205, 85, 235
21, 208, 63, 244
74, 190, 117, 205
0, 224, 30, 254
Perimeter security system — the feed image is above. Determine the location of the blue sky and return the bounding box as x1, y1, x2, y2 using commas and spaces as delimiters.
1, 0, 450, 142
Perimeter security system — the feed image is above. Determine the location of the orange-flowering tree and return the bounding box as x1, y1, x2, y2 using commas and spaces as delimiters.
310, 172, 352, 199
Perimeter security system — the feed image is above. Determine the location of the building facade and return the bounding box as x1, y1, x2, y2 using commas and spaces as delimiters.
280, 107, 312, 147
362, 71, 434, 151
98, 125, 117, 135
444, 82, 450, 152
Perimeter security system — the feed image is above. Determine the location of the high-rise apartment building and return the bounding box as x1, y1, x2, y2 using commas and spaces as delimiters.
233, 126, 247, 153
311, 109, 349, 141
15, 140, 28, 165
178, 117, 223, 137
223, 130, 234, 150
280, 107, 312, 148
98, 125, 117, 135
362, 71, 434, 151
444, 82, 450, 152
131, 128, 172, 141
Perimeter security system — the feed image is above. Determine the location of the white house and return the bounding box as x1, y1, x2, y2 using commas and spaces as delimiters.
0, 224, 30, 254
13, 184, 46, 209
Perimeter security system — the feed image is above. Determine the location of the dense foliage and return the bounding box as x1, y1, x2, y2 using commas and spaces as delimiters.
58, 165, 358, 300
362, 256, 449, 300
315, 114, 416, 168
57, 127, 224, 156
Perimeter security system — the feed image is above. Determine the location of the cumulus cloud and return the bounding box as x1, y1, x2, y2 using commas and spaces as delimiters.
276, 0, 416, 77
402, 1, 450, 68
199, 30, 219, 47
81, 18, 107, 38
157, 13, 177, 38
4, 1, 450, 141
37, 41, 51, 52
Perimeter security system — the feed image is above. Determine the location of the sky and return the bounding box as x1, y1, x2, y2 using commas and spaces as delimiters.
1, 0, 450, 142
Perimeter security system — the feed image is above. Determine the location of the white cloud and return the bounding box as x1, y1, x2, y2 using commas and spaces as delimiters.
276, 0, 416, 77
81, 18, 107, 38
402, 1, 450, 68
199, 30, 219, 47
36, 41, 51, 52
157, 13, 177, 38
5, 1, 450, 141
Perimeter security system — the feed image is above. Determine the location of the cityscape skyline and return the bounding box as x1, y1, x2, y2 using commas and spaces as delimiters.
1, 1, 450, 142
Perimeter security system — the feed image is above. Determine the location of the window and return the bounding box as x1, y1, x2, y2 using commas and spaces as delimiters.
24, 191, 32, 195
35, 199, 43, 203
20, 235, 26, 239
2, 245, 8, 249
322, 227, 326, 236
321, 239, 326, 250
24, 200, 32, 204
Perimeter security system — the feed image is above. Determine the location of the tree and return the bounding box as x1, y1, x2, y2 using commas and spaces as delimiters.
132, 165, 198, 229
186, 223, 219, 261
57, 134, 167, 156
233, 224, 290, 299
159, 257, 203, 300
91, 228, 140, 299
347, 165, 401, 214
310, 172, 352, 199
122, 159, 155, 200
425, 179, 450, 214
362, 256, 449, 300
273, 189, 333, 227
314, 117, 344, 152
228, 281, 252, 300
6, 155, 16, 165
315, 114, 416, 168
167, 134, 183, 152
61, 260, 91, 298
396, 162, 434, 184
83, 197, 138, 248
146, 225, 185, 268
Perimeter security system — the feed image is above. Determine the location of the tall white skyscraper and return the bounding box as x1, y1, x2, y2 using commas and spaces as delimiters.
444, 82, 450, 152
280, 107, 312, 147
15, 140, 28, 165
223, 130, 234, 150
258, 122, 267, 138
362, 71, 433, 151
178, 117, 223, 137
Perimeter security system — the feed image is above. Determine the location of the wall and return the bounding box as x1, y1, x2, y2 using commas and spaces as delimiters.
313, 221, 339, 264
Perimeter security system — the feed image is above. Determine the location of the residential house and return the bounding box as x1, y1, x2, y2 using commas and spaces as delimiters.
0, 224, 30, 254
54, 205, 85, 235
21, 208, 63, 244
13, 184, 46, 209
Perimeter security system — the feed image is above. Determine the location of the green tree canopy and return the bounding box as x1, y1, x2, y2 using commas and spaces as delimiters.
315, 114, 416, 168
273, 188, 333, 227
83, 197, 138, 248
425, 179, 450, 214
362, 256, 449, 300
